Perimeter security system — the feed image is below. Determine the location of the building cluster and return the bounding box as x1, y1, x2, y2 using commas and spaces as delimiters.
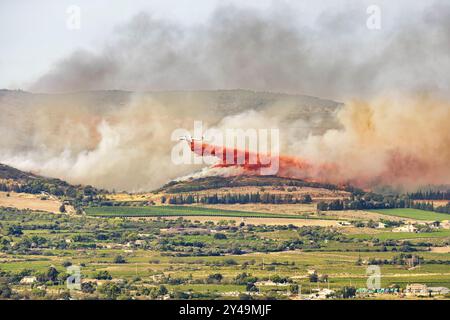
405, 284, 450, 297
393, 220, 449, 233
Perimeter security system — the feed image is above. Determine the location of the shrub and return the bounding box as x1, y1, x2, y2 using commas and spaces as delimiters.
113, 255, 126, 264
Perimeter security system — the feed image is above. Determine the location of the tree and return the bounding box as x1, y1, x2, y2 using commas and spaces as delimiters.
309, 273, 318, 283
95, 270, 112, 280
0, 282, 12, 298
81, 282, 96, 294
342, 286, 356, 299
113, 255, 126, 264
157, 285, 168, 296
246, 282, 259, 292
59, 204, 66, 213
7, 225, 23, 236
47, 266, 60, 282
317, 202, 328, 211
303, 194, 313, 204
234, 273, 257, 285
289, 284, 299, 295
99, 283, 122, 300
206, 273, 223, 284
213, 233, 227, 240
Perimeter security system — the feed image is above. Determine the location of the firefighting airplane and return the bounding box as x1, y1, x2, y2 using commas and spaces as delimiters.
179, 135, 275, 170
178, 135, 204, 143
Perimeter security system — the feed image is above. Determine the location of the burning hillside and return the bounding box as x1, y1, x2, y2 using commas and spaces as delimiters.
0, 90, 339, 192
180, 95, 450, 191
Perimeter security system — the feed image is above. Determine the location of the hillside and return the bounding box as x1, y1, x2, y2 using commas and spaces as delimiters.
137, 175, 354, 208
0, 163, 41, 181
0, 89, 342, 191
0, 89, 341, 113
0, 163, 102, 197
0, 89, 341, 140
157, 175, 350, 194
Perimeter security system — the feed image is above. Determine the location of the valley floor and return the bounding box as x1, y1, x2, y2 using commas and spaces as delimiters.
0, 204, 449, 300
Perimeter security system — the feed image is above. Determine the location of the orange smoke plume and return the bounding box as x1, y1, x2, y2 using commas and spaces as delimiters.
188, 94, 450, 191
188, 140, 338, 184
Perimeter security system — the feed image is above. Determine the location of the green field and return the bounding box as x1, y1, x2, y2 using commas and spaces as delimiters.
2, 207, 450, 300
369, 208, 450, 221
85, 205, 308, 219
349, 229, 450, 240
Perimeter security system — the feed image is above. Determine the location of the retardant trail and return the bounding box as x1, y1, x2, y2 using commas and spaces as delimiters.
187, 140, 337, 183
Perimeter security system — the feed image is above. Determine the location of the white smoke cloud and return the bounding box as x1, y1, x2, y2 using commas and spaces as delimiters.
1, 2, 449, 191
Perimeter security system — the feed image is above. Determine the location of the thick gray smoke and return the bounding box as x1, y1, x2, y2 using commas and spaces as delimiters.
31, 2, 450, 100
0, 91, 339, 191
1, 2, 449, 191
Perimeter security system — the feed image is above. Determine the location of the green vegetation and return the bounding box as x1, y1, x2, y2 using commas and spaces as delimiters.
0, 207, 449, 300
408, 190, 450, 200
85, 205, 308, 219
0, 163, 105, 198
167, 192, 315, 205
157, 175, 354, 194
370, 208, 450, 221
349, 229, 450, 240
317, 192, 450, 215
1, 166, 450, 300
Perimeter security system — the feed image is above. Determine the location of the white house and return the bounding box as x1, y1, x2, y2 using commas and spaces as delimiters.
255, 280, 289, 287
405, 284, 428, 295
20, 276, 37, 285
134, 240, 146, 246
376, 222, 386, 229
406, 284, 450, 296
428, 287, 450, 295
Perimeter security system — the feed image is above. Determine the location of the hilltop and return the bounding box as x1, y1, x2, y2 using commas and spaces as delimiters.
157, 175, 348, 194
0, 88, 341, 134
0, 163, 103, 197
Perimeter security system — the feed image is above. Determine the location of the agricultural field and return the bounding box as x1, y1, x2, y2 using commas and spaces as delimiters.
156, 216, 339, 227
1, 206, 450, 300
85, 205, 316, 219
1, 169, 449, 300
322, 210, 413, 222
349, 230, 450, 241
0, 191, 64, 213
369, 208, 450, 221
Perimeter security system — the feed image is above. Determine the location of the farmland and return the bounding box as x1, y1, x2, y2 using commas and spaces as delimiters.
349, 229, 450, 241
85, 205, 314, 219
0, 191, 63, 213
1, 170, 450, 300
1, 206, 450, 300
369, 208, 450, 221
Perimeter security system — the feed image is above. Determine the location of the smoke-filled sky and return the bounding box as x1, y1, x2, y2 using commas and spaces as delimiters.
1, 1, 449, 191
0, 0, 449, 100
